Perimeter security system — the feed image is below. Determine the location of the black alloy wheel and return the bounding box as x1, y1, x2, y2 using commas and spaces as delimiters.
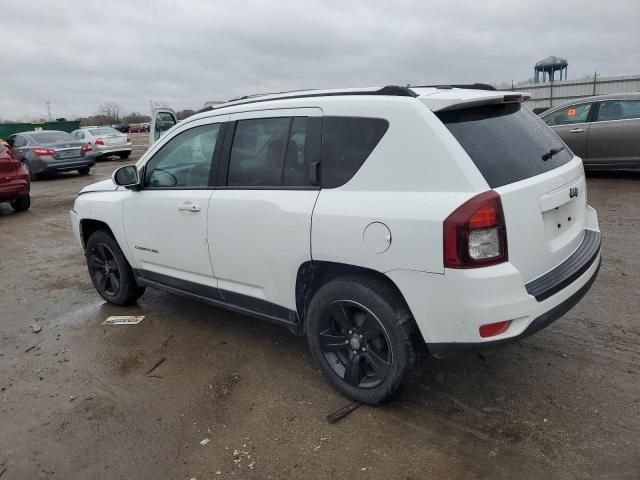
318, 300, 393, 389
306, 275, 420, 404
88, 242, 121, 297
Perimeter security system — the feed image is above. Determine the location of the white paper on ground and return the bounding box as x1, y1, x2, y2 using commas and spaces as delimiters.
103, 316, 145, 325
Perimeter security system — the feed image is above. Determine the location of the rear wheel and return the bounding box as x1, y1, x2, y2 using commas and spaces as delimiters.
78, 167, 90, 175
306, 275, 420, 404
10, 195, 30, 212
119, 152, 131, 160
85, 230, 145, 305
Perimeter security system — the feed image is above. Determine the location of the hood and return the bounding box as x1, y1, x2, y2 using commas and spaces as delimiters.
78, 179, 117, 194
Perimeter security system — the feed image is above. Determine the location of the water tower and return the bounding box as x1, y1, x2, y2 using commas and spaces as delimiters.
534, 56, 568, 83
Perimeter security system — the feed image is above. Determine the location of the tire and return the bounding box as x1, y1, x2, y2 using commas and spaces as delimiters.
10, 195, 30, 212
119, 152, 131, 160
78, 167, 90, 175
306, 275, 420, 405
85, 230, 145, 305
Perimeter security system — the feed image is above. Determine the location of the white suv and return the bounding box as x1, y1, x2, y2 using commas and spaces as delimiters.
70, 85, 601, 404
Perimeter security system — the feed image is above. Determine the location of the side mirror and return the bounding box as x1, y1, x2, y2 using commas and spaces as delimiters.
112, 165, 140, 188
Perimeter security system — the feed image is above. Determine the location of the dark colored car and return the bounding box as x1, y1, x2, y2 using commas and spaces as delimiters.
540, 92, 640, 171
7, 130, 95, 178
112, 124, 130, 133
0, 141, 30, 211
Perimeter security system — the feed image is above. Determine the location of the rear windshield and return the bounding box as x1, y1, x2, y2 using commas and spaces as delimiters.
437, 103, 572, 188
89, 127, 119, 135
26, 131, 76, 144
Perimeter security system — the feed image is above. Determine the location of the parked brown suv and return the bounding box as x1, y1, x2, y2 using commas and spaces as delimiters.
540, 92, 640, 171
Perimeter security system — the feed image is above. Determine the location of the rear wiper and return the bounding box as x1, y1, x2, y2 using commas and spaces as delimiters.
542, 146, 565, 161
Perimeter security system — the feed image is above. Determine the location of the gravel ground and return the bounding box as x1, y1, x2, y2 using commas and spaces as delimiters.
1, 133, 639, 479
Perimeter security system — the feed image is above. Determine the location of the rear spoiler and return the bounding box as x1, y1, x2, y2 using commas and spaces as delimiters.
420, 91, 531, 112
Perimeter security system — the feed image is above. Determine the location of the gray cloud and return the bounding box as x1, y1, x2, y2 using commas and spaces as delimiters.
1, 0, 639, 120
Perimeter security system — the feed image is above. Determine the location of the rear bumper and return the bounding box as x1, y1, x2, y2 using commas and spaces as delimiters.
32, 157, 95, 174
0, 181, 30, 201
427, 258, 600, 357
387, 213, 601, 357
93, 144, 132, 156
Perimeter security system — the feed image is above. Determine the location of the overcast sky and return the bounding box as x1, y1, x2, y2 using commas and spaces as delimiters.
1, 0, 639, 121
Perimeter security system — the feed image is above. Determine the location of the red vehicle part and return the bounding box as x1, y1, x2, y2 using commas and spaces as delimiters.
0, 145, 31, 205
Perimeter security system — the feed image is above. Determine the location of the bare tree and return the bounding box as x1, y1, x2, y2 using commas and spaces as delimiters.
97, 102, 123, 124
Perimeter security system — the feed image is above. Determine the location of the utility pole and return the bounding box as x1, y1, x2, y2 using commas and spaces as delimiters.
46, 101, 52, 121
592, 71, 598, 95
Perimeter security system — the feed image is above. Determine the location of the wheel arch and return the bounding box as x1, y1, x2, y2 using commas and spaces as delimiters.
295, 260, 416, 332
79, 218, 115, 249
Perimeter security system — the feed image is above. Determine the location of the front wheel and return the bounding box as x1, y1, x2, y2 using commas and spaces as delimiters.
306, 275, 420, 405
10, 195, 30, 212
85, 230, 145, 305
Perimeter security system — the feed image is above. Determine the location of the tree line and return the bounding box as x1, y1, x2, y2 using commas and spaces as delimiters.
0, 102, 196, 125
77, 102, 195, 126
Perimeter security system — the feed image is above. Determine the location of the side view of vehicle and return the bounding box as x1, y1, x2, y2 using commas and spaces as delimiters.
71, 126, 132, 160
8, 130, 95, 178
540, 92, 640, 171
0, 141, 30, 211
71, 85, 601, 404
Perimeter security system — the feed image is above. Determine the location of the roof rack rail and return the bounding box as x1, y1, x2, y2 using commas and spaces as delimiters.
197, 85, 418, 113
413, 83, 497, 91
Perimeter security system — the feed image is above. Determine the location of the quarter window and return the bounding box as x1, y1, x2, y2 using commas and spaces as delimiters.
14, 135, 28, 147
144, 123, 221, 188
320, 117, 389, 188
596, 100, 640, 122
542, 104, 592, 126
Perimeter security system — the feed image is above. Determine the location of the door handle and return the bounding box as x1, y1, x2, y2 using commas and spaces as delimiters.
569, 128, 586, 133
177, 203, 201, 212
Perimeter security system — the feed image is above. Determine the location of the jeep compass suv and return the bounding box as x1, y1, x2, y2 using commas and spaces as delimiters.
71, 85, 601, 404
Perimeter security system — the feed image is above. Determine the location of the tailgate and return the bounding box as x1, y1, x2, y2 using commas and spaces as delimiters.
496, 157, 588, 282
435, 100, 595, 283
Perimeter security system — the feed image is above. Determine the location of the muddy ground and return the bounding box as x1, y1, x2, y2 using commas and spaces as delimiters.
0, 133, 639, 479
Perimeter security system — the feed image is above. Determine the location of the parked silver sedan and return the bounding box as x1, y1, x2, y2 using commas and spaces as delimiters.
71, 126, 132, 160
540, 92, 640, 171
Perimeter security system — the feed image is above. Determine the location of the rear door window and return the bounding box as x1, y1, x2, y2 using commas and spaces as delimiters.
595, 100, 640, 121
226, 116, 320, 188
542, 103, 592, 126
321, 117, 389, 188
228, 117, 290, 187
437, 103, 573, 188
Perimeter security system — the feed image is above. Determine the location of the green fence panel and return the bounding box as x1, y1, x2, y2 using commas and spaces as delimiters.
0, 121, 80, 140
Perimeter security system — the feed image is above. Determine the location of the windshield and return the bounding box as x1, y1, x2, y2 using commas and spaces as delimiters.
89, 127, 120, 136
437, 103, 573, 188
27, 131, 76, 144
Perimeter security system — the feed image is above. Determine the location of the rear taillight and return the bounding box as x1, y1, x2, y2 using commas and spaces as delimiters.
95, 138, 104, 145
33, 148, 56, 156
443, 190, 507, 268
82, 144, 93, 152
